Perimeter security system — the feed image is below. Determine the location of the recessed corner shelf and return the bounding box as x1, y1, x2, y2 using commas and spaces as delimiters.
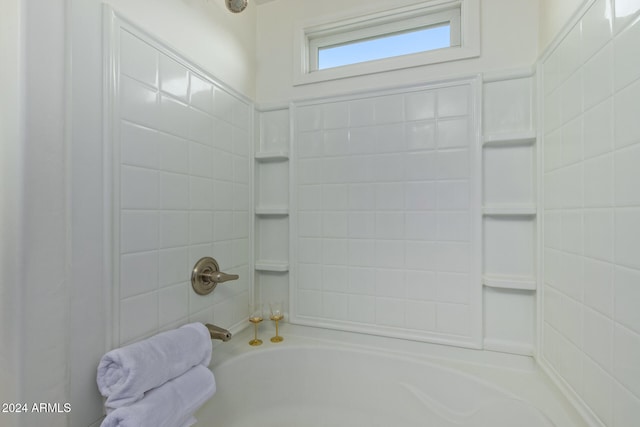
482, 131, 536, 147
483, 275, 536, 291
255, 206, 289, 216
255, 151, 289, 162
255, 261, 289, 272
482, 205, 537, 216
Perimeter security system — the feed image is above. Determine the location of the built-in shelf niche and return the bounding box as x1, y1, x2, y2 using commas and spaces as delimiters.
256, 271, 290, 311
482, 129, 537, 292
256, 160, 289, 211
255, 106, 291, 290
483, 143, 535, 208
481, 72, 537, 356
255, 209, 288, 254
483, 199, 536, 282
483, 287, 534, 355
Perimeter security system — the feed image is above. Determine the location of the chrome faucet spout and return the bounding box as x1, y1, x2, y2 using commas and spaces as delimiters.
205, 323, 232, 342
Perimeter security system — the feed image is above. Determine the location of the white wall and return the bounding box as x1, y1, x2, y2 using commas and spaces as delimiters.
106, 0, 257, 99
0, 1, 71, 427
68, 2, 107, 424
255, 0, 539, 104
540, 0, 640, 425
21, 1, 70, 424
0, 2, 24, 426
538, 0, 585, 53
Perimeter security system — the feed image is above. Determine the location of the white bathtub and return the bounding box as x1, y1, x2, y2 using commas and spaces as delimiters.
196, 324, 586, 427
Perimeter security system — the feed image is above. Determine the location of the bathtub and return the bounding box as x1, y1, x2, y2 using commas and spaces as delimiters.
196, 324, 585, 427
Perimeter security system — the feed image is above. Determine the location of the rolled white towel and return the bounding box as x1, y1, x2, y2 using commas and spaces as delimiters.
97, 323, 212, 409
100, 364, 216, 427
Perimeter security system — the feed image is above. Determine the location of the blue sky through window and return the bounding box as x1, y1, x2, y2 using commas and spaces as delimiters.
318, 24, 451, 70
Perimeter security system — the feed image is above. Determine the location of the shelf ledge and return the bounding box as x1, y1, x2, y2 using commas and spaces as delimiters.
255, 207, 289, 216
255, 262, 289, 272
255, 151, 289, 162
483, 206, 536, 216
483, 275, 536, 291
482, 131, 536, 147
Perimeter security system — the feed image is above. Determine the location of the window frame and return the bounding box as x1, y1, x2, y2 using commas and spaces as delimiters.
294, 0, 480, 85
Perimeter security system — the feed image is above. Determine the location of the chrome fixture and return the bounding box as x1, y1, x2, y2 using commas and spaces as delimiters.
226, 0, 248, 13
205, 323, 232, 342
191, 257, 239, 295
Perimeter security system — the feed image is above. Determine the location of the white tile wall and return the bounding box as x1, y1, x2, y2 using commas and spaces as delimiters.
112, 28, 251, 346
541, 1, 640, 425
292, 81, 481, 347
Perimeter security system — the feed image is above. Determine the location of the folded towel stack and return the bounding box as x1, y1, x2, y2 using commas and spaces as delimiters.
97, 323, 216, 427
100, 365, 215, 427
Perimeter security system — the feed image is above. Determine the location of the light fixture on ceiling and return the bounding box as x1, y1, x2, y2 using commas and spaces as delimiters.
226, 0, 248, 13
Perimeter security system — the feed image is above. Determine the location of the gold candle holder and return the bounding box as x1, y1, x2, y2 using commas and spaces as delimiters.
269, 301, 284, 343
248, 303, 263, 346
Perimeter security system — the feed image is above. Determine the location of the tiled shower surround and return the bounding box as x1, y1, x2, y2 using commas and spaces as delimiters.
9, 0, 640, 426
101, 2, 640, 426
112, 27, 252, 345
291, 81, 481, 347
111, 15, 483, 349
541, 0, 640, 425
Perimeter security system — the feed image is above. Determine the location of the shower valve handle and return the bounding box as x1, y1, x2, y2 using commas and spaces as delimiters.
191, 257, 239, 295
202, 270, 239, 284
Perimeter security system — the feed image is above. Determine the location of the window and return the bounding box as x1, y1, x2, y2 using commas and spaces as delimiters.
312, 7, 459, 71
294, 0, 479, 85
317, 24, 453, 70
